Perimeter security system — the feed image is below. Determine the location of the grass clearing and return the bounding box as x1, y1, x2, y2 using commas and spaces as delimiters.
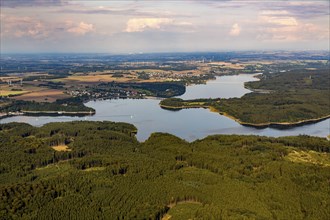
82, 167, 106, 172
35, 161, 73, 179
52, 145, 72, 152
186, 102, 207, 106
162, 202, 202, 220
286, 150, 330, 166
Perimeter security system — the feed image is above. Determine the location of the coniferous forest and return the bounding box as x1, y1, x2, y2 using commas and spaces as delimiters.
1, 121, 329, 219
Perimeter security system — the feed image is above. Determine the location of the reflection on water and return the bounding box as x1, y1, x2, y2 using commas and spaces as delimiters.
1, 74, 329, 141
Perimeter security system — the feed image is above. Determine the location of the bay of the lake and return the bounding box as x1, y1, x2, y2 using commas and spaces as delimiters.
1, 74, 329, 141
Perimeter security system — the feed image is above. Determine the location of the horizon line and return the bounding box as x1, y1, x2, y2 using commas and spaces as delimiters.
1, 49, 329, 56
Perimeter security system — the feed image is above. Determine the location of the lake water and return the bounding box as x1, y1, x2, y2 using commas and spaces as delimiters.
1, 74, 329, 141
177, 74, 259, 99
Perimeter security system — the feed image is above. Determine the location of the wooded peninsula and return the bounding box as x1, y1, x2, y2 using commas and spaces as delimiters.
160, 69, 330, 127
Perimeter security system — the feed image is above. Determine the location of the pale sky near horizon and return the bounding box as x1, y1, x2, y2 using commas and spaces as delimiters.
1, 0, 329, 53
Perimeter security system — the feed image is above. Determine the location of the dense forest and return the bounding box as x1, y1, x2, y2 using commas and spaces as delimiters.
0, 100, 95, 115
101, 82, 186, 98
0, 121, 329, 219
244, 69, 330, 91
160, 69, 330, 125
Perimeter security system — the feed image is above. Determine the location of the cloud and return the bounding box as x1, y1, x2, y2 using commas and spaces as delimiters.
192, 0, 253, 9
125, 18, 174, 32
259, 1, 329, 19
54, 4, 196, 18
1, 14, 49, 39
257, 9, 329, 42
260, 10, 298, 26
57, 8, 142, 16
261, 10, 288, 15
198, 1, 329, 19
1, 14, 95, 39
67, 22, 95, 35
229, 23, 241, 36
266, 23, 328, 41
1, 0, 68, 7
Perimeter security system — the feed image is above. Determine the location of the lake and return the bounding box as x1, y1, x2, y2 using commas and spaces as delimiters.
1, 74, 329, 141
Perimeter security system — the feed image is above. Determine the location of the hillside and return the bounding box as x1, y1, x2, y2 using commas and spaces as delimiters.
0, 121, 329, 219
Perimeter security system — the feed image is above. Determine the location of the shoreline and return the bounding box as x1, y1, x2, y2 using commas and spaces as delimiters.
21, 110, 95, 114
0, 110, 95, 120
159, 103, 330, 129
160, 104, 209, 110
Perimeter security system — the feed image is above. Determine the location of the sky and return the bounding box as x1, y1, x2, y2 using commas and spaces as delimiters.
0, 0, 329, 53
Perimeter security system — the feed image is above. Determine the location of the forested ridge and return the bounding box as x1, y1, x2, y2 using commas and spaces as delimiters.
0, 121, 329, 219
0, 100, 94, 116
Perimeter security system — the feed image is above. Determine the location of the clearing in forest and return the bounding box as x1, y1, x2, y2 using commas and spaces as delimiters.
52, 145, 72, 152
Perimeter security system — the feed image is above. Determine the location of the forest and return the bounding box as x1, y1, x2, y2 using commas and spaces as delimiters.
0, 100, 94, 115
0, 121, 329, 219
160, 69, 330, 126
100, 82, 186, 98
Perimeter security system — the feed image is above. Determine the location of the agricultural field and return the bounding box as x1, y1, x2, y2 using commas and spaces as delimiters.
0, 90, 28, 97
11, 89, 70, 102
209, 61, 246, 69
